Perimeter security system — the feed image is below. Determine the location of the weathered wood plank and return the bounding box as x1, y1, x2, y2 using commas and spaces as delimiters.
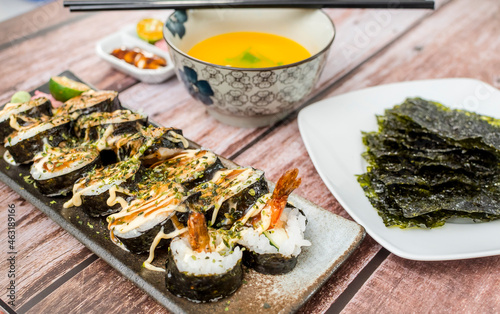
330, 0, 500, 96
342, 255, 500, 313
0, 0, 89, 48
228, 113, 382, 313
325, 0, 500, 312
0, 9, 168, 104
223, 0, 500, 311
114, 3, 443, 158
0, 1, 451, 312
0, 184, 93, 308
26, 259, 168, 314
298, 237, 381, 314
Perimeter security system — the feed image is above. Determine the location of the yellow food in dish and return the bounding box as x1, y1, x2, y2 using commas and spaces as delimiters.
187, 32, 311, 68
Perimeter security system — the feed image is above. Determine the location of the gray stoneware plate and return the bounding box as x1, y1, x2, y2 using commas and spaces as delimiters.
0, 71, 365, 313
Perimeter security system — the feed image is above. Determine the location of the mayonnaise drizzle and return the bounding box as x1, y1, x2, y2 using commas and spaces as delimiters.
96, 125, 115, 151
63, 160, 138, 208
9, 115, 22, 131
239, 193, 272, 226
152, 149, 217, 183
108, 183, 185, 235
107, 186, 130, 208
3, 151, 19, 166
30, 146, 98, 181
166, 130, 189, 149
143, 227, 188, 272
190, 168, 263, 226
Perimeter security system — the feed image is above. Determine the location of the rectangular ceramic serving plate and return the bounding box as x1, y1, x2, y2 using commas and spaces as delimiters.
0, 71, 364, 313
298, 78, 500, 261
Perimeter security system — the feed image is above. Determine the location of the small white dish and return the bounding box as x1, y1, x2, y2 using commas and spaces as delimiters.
298, 78, 500, 261
96, 29, 175, 84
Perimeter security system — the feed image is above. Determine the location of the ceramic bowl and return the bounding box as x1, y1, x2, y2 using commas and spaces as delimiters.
163, 8, 335, 127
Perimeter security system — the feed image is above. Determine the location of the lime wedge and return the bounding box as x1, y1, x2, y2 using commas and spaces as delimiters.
49, 76, 90, 102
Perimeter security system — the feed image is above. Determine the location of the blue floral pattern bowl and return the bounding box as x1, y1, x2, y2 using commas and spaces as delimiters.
164, 8, 335, 127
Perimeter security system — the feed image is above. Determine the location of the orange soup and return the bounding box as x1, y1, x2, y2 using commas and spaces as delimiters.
187, 32, 311, 68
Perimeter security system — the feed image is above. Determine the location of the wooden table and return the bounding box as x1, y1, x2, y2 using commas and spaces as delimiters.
0, 0, 499, 313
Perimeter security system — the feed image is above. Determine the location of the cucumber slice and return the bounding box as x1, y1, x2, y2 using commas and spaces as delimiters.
49, 76, 90, 102
263, 228, 288, 250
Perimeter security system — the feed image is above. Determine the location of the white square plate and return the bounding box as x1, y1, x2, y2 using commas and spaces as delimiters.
298, 78, 500, 261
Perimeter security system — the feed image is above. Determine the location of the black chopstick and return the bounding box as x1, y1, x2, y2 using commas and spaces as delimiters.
64, 0, 435, 11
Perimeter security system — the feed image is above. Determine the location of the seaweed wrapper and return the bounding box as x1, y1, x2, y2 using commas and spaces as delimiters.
358, 98, 500, 228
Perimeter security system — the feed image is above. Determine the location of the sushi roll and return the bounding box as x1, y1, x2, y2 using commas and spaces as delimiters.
236, 169, 310, 275
150, 149, 225, 189
63, 158, 142, 217
4, 115, 73, 164
141, 127, 189, 163
165, 211, 243, 302
188, 167, 269, 229
30, 144, 101, 196
55, 90, 120, 116
110, 126, 190, 163
74, 110, 148, 141
107, 182, 187, 254
0, 97, 52, 141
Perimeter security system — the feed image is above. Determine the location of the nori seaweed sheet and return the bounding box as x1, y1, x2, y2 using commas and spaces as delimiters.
187, 173, 270, 229
36, 154, 102, 197
74, 114, 147, 140
357, 98, 500, 228
116, 216, 177, 254
211, 177, 269, 229
357, 171, 500, 228
79, 161, 145, 217
165, 249, 243, 302
6, 117, 73, 164
149, 154, 226, 190
0, 97, 53, 142
115, 128, 187, 162
81, 191, 135, 217
391, 98, 500, 151
242, 247, 297, 275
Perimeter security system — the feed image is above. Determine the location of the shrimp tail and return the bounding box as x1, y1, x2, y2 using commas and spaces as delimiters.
272, 168, 301, 200
269, 168, 301, 227
187, 211, 210, 252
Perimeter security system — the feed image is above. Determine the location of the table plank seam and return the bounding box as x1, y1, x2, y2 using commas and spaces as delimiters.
0, 2, 455, 311
320, 0, 456, 98
15, 254, 99, 314
0, 13, 93, 52
230, 0, 453, 162
327, 248, 390, 314
12, 4, 448, 310
0, 298, 17, 314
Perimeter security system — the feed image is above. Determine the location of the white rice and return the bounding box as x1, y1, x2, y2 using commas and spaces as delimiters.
112, 212, 171, 239
170, 236, 242, 276
30, 149, 98, 180
238, 207, 311, 257
5, 115, 71, 147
